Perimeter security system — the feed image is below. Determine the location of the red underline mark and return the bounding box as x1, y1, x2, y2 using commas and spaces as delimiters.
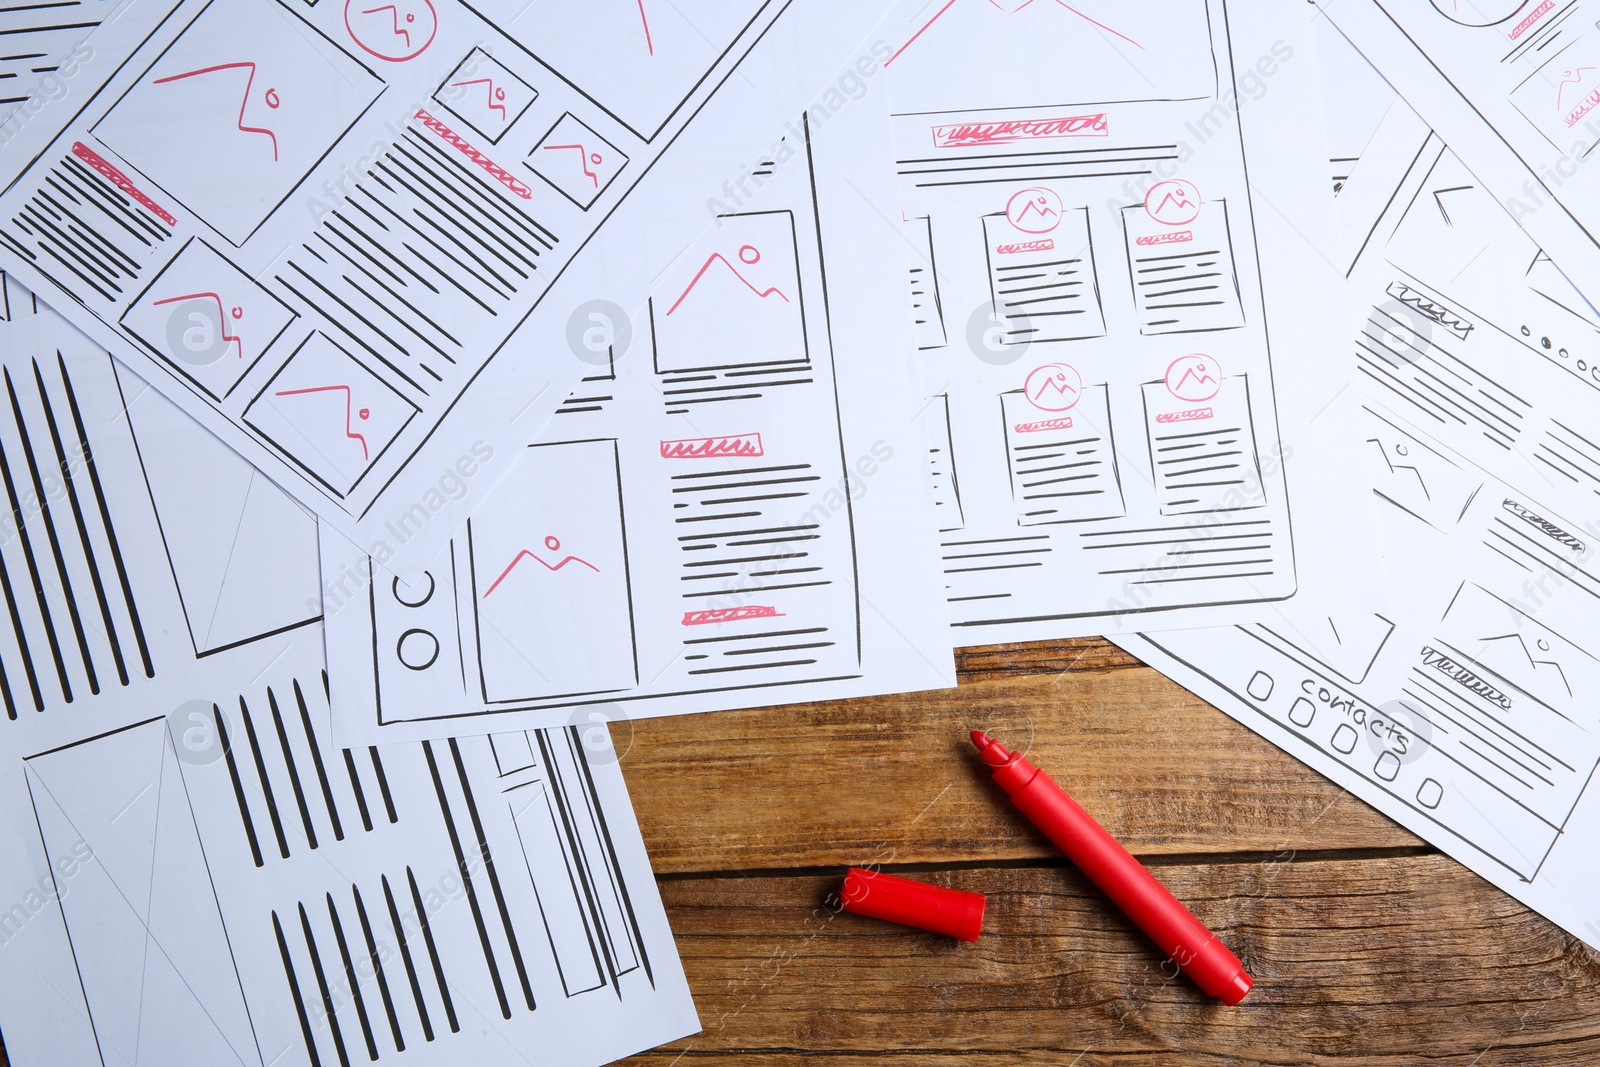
151, 291, 244, 358
667, 245, 789, 315
273, 384, 371, 459
71, 142, 177, 225
152, 61, 281, 161
483, 536, 599, 597
414, 109, 533, 198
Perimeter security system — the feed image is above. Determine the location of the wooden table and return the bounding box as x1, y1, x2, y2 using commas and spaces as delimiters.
616, 638, 1600, 1066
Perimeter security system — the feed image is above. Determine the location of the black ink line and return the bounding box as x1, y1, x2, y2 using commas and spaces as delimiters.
268, 686, 318, 851
448, 737, 536, 1011
381, 874, 432, 1043
326, 893, 378, 1061
63, 354, 152, 675
406, 866, 459, 1032
299, 902, 351, 1067
217, 702, 263, 867
294, 677, 344, 841
369, 746, 399, 823
274, 910, 322, 1067
423, 740, 510, 1017
240, 694, 291, 860
32, 359, 125, 685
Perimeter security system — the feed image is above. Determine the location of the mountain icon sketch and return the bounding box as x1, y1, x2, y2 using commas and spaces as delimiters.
667, 245, 790, 314
362, 4, 417, 47
1145, 179, 1202, 225
152, 62, 281, 161
1480, 632, 1572, 697
1557, 67, 1595, 112
152, 292, 244, 359
451, 77, 507, 118
543, 142, 604, 186
1023, 363, 1083, 412
1367, 439, 1431, 499
483, 536, 599, 597
1164, 354, 1220, 402
1005, 186, 1063, 233
273, 384, 371, 459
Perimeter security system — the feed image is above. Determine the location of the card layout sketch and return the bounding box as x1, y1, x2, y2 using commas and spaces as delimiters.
527, 113, 629, 209
983, 201, 1106, 344
243, 332, 419, 497
91, 0, 385, 246
467, 439, 637, 703
434, 47, 538, 143
120, 238, 298, 401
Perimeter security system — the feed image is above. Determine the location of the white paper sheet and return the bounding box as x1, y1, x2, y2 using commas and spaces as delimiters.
0, 304, 697, 1067
322, 36, 958, 744
1319, 0, 1600, 313
0, 0, 907, 568
1120, 27, 1600, 950
874, 0, 1371, 641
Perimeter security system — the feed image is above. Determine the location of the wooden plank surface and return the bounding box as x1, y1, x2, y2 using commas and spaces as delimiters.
614, 639, 1600, 1065
625, 662, 1419, 874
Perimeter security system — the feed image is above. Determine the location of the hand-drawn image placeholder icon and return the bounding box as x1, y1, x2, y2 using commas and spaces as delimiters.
1023, 362, 1083, 412
1509, 39, 1600, 153
242, 332, 418, 496
650, 210, 808, 374
119, 237, 297, 400
434, 47, 537, 144
468, 439, 637, 703
344, 0, 437, 62
526, 112, 628, 209
91, 0, 384, 246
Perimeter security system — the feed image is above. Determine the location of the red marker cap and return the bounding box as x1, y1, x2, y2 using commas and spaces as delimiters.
840, 868, 985, 942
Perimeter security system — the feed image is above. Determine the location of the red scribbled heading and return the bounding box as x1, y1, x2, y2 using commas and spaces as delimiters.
1136, 230, 1192, 247
932, 114, 1107, 148
413, 109, 532, 199
1155, 407, 1213, 424
72, 142, 176, 225
1508, 0, 1553, 41
660, 433, 764, 459
1013, 417, 1073, 434
996, 239, 1055, 255
682, 606, 783, 626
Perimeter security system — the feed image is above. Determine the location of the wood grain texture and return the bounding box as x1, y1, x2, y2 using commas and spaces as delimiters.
620, 857, 1600, 1066
624, 662, 1421, 874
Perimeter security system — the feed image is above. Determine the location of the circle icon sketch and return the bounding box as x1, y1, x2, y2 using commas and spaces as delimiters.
1428, 0, 1530, 27
1164, 354, 1221, 403
396, 627, 441, 671
1005, 186, 1064, 234
345, 0, 438, 62
1023, 362, 1083, 412
1144, 178, 1202, 226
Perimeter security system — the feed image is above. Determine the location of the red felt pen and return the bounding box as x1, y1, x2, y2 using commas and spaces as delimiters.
971, 731, 1253, 1004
